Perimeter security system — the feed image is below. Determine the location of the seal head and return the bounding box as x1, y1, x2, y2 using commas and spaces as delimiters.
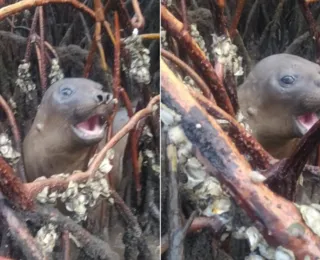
23, 78, 114, 181
238, 54, 320, 157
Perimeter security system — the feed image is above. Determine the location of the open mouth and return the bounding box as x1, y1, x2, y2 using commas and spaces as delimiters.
294, 112, 320, 135
71, 114, 106, 143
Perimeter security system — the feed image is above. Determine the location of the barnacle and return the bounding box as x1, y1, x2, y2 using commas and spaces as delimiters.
184, 157, 208, 188
37, 186, 49, 203
246, 226, 263, 251
47, 191, 59, 203
99, 150, 114, 173
161, 26, 168, 49
274, 247, 295, 260
237, 111, 253, 134
160, 103, 181, 127
0, 133, 20, 164
60, 181, 79, 201
234, 226, 296, 259
258, 240, 276, 259
250, 171, 267, 183
36, 224, 58, 254
168, 125, 188, 146
183, 76, 196, 88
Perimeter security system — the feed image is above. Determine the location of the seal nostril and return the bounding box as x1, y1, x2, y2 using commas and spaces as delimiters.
105, 93, 113, 102
96, 94, 104, 103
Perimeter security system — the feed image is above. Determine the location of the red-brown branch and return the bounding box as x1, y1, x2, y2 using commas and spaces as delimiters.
161, 57, 320, 258
38, 6, 47, 90
107, 11, 121, 140
119, 89, 141, 199
229, 0, 246, 39
161, 5, 235, 117
115, 0, 133, 32
215, 0, 228, 35
0, 157, 33, 210
0, 0, 95, 21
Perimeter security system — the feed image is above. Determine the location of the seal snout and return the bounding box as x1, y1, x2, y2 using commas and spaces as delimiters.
95, 92, 113, 104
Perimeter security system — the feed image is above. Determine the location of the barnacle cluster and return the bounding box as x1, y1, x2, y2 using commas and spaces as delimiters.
49, 58, 64, 85
190, 23, 209, 58
15, 61, 36, 100
0, 133, 20, 164
234, 226, 295, 259
123, 29, 151, 85
211, 34, 244, 77
141, 124, 160, 177
36, 151, 114, 222
36, 223, 58, 254
161, 103, 232, 217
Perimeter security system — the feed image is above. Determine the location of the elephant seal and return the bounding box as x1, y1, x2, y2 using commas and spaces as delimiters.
23, 78, 115, 182
238, 54, 320, 159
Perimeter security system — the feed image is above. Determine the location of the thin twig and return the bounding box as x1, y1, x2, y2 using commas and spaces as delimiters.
180, 0, 188, 31
38, 6, 47, 90
166, 143, 183, 260
24, 205, 120, 260
0, 95, 26, 182
87, 95, 160, 176
131, 0, 145, 29
112, 191, 151, 258
229, 0, 246, 39
83, 41, 97, 78
0, 194, 43, 260
0, 0, 95, 21
119, 88, 142, 202
107, 11, 121, 140
24, 8, 39, 62
161, 49, 215, 102
62, 231, 70, 260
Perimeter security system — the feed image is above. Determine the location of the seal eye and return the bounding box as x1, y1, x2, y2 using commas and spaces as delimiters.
280, 75, 295, 85
60, 87, 73, 97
